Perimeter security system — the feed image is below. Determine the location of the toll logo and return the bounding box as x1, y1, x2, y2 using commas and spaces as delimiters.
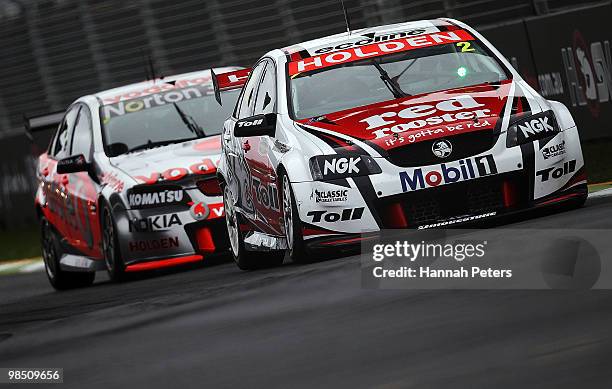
307, 207, 364, 223
237, 118, 263, 127
253, 177, 280, 211
399, 155, 497, 192
537, 160, 576, 182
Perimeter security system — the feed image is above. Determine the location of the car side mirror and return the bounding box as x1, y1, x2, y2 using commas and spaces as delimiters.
106, 142, 129, 157
57, 154, 90, 174
234, 113, 276, 137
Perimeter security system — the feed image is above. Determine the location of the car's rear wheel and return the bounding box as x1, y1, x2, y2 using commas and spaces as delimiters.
102, 204, 126, 282
281, 172, 311, 263
40, 217, 95, 290
223, 184, 284, 270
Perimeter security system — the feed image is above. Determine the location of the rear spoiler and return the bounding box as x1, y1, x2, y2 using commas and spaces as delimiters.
211, 68, 251, 106
23, 111, 64, 141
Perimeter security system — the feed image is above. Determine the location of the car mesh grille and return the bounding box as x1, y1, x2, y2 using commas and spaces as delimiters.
385, 130, 497, 168
378, 175, 513, 228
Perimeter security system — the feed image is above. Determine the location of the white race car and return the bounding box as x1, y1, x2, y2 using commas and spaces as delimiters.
29, 68, 249, 288
217, 19, 587, 269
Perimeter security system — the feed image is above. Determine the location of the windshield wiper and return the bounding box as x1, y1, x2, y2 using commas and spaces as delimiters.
127, 138, 195, 154
173, 103, 205, 138
371, 60, 406, 99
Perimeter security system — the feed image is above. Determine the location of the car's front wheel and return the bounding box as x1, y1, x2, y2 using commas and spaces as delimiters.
40, 217, 95, 290
281, 172, 311, 263
223, 184, 284, 270
101, 204, 126, 282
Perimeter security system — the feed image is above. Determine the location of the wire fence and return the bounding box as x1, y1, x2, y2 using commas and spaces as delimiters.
0, 0, 602, 138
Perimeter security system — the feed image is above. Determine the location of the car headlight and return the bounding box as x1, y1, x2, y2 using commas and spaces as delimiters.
309, 154, 382, 181
506, 110, 560, 147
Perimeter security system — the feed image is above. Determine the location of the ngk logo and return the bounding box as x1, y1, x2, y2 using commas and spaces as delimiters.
323, 157, 361, 176
307, 207, 364, 223
518, 117, 555, 139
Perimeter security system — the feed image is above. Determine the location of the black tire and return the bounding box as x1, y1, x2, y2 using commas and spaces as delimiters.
280, 172, 311, 263
223, 184, 284, 270
40, 217, 95, 290
101, 203, 127, 282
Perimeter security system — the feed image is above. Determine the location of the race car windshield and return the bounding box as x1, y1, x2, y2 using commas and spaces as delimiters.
100, 88, 240, 155
289, 38, 510, 120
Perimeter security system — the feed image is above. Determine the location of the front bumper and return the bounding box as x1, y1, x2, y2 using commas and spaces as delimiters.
114, 197, 228, 266
291, 128, 585, 236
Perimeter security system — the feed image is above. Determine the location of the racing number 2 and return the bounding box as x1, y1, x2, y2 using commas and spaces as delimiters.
457, 42, 475, 53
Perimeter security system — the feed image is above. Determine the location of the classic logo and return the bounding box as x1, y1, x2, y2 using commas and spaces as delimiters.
518, 116, 555, 141
432, 139, 452, 158
323, 157, 361, 176
542, 140, 566, 160
128, 214, 182, 232
128, 189, 184, 208
399, 155, 497, 192
307, 207, 364, 223
311, 189, 349, 203
537, 160, 576, 182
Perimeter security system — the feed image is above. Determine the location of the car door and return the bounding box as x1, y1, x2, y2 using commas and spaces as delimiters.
226, 61, 266, 224
248, 59, 283, 235
64, 104, 103, 259
45, 105, 79, 242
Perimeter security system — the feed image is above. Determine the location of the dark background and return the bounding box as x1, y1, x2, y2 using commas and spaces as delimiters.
0, 0, 609, 229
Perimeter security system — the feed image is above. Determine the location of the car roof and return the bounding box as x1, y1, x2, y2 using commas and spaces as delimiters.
280, 18, 458, 59
94, 66, 241, 104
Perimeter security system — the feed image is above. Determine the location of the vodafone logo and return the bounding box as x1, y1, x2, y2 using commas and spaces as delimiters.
190, 202, 210, 220
288, 30, 475, 75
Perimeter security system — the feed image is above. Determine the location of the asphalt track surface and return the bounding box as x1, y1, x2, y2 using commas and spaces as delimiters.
1, 197, 612, 388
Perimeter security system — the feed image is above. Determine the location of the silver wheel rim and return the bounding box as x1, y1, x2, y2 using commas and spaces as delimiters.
282, 176, 294, 250
102, 209, 116, 271
224, 186, 239, 257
